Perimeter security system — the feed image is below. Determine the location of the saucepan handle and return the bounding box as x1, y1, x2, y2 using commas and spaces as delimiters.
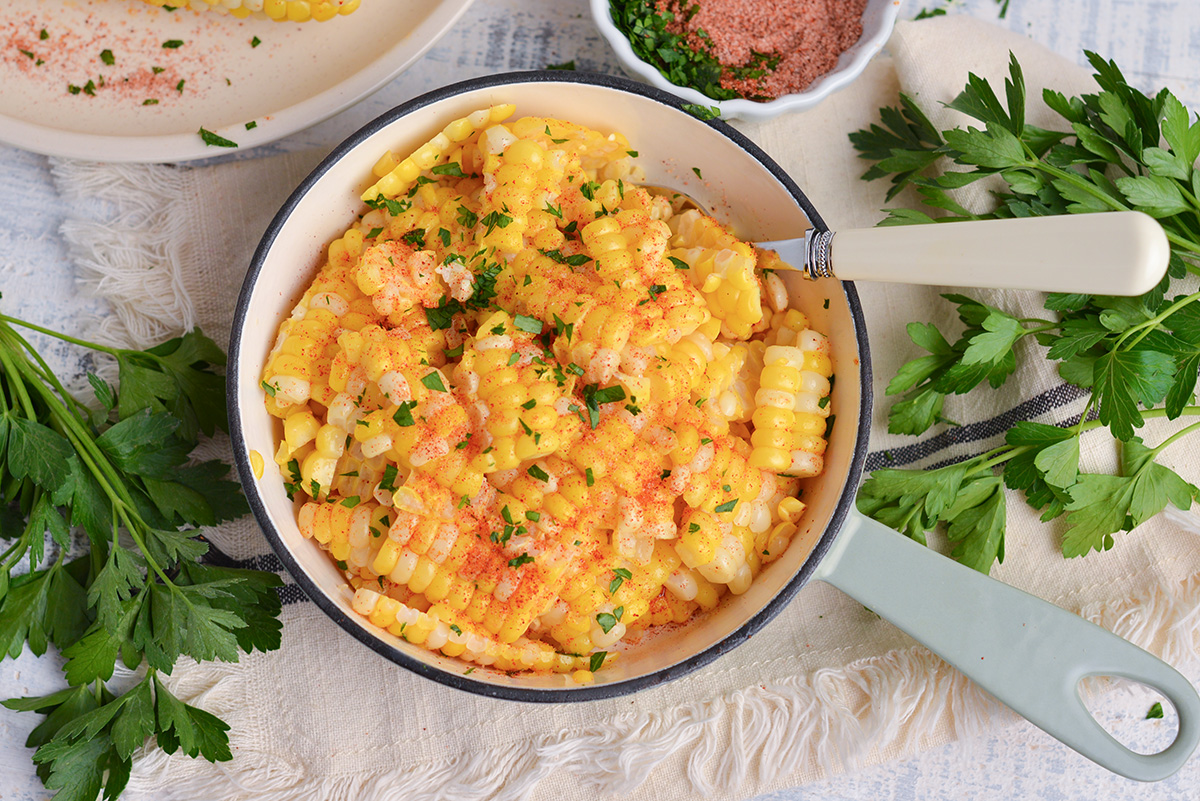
811, 508, 1200, 780
827, 211, 1169, 296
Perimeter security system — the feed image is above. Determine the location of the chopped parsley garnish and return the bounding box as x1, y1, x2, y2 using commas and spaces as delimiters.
818, 396, 830, 409
245, 121, 258, 130
162, 39, 184, 49
507, 353, 520, 366
581, 383, 626, 429
365, 195, 411, 216
251, 36, 262, 47
595, 612, 618, 634
402, 228, 426, 247
480, 210, 513, 236
668, 256, 690, 271
380, 464, 400, 492
527, 464, 550, 482
438, 227, 451, 247
444, 343, 465, 358
450, 624, 463, 635
420, 371, 447, 392
692, 167, 703, 179
514, 314, 543, 334
340, 496, 360, 508
546, 60, 576, 70
714, 499, 738, 514
541, 248, 592, 267
681, 104, 722, 121
100, 49, 115, 65
579, 181, 601, 200
456, 205, 478, 227
590, 652, 607, 672
260, 380, 276, 397
585, 467, 595, 486
392, 401, 418, 427
544, 202, 563, 218
509, 554, 535, 568
432, 162, 465, 177
608, 567, 632, 594
425, 297, 460, 331
198, 127, 238, 148
175, 79, 185, 93
525, 511, 541, 522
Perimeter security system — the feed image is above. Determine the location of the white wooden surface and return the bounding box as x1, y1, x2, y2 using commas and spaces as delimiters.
2, 1, 1200, 799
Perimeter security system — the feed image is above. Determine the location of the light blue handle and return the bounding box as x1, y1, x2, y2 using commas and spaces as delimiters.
812, 508, 1200, 781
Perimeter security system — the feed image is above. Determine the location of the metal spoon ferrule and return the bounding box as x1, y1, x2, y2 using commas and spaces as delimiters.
805, 229, 835, 281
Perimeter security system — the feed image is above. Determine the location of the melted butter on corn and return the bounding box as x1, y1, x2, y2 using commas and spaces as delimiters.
263, 107, 833, 680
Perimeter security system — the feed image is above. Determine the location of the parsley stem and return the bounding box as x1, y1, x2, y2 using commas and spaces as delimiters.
1164, 231, 1200, 263
0, 334, 39, 420
974, 445, 1029, 473
1, 323, 95, 422
1117, 289, 1200, 350
1149, 417, 1200, 458
1030, 161, 1130, 213
0, 314, 121, 358
1074, 394, 1096, 437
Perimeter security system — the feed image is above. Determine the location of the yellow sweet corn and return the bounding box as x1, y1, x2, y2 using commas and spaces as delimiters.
140, 0, 361, 22
263, 109, 836, 681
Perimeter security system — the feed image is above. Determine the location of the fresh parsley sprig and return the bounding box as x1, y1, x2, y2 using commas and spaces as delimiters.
850, 52, 1200, 572
0, 313, 281, 801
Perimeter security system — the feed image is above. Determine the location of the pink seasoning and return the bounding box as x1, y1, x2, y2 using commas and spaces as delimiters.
659, 0, 868, 100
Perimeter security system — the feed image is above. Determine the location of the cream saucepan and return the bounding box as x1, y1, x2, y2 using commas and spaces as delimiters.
229, 72, 1197, 781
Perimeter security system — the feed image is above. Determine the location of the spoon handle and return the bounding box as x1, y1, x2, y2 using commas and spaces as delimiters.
812, 211, 1168, 296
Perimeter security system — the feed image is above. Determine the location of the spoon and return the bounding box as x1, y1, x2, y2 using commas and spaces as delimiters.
646, 186, 1169, 297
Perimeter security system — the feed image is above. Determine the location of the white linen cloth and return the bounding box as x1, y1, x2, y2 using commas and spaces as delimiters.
47, 16, 1200, 801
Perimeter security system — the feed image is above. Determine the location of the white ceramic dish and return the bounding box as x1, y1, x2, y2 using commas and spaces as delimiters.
589, 0, 901, 121
0, 0, 474, 162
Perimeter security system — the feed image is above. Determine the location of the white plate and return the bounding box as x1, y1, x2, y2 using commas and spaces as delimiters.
0, 0, 474, 162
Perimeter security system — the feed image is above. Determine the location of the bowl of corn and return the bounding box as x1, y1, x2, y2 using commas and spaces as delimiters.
231, 71, 868, 699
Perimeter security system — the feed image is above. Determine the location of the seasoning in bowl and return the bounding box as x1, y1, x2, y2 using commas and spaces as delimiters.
611, 0, 868, 101
260, 106, 834, 681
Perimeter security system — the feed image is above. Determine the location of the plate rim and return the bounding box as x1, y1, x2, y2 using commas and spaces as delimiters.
0, 0, 476, 163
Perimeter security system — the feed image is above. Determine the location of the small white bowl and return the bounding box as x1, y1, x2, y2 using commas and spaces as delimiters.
589, 0, 901, 121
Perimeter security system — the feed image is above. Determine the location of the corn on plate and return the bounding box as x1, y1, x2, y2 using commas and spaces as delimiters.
139, 0, 360, 22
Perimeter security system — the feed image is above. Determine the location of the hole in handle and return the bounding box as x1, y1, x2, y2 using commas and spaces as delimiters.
1079, 675, 1179, 756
